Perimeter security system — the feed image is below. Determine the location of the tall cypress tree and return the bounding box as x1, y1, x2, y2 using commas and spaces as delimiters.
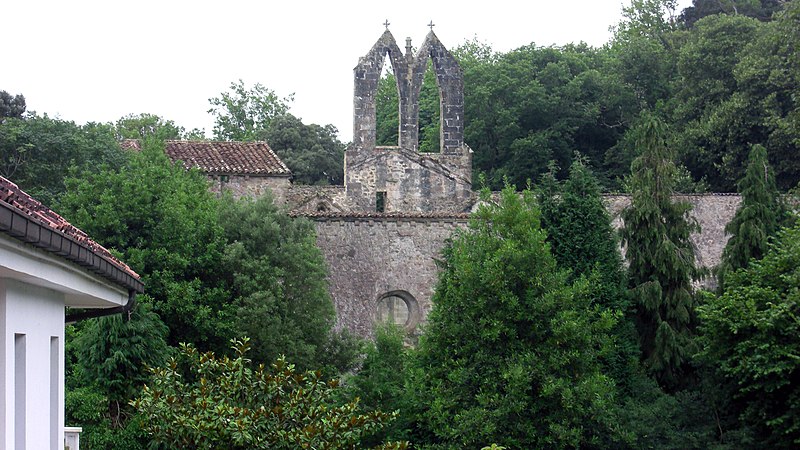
539, 158, 638, 390
620, 115, 701, 387
539, 158, 627, 306
718, 144, 784, 288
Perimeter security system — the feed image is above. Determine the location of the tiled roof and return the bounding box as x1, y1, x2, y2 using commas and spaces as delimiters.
163, 140, 291, 176
0, 176, 144, 293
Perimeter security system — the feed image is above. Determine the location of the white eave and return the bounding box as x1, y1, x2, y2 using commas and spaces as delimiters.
0, 234, 128, 308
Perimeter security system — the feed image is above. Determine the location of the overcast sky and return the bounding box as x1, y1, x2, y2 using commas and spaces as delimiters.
4, 0, 693, 143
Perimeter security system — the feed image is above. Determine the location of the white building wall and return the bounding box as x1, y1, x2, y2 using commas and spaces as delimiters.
0, 278, 65, 450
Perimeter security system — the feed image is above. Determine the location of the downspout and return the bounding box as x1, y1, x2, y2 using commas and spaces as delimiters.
65, 289, 137, 324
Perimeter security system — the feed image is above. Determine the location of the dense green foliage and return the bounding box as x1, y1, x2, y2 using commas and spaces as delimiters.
6, 1, 800, 447
56, 140, 360, 446
262, 113, 345, 184
718, 144, 785, 286
412, 185, 620, 448
114, 113, 205, 141
343, 325, 413, 445
59, 139, 232, 351
75, 303, 170, 408
370, 1, 800, 192
0, 90, 26, 120
699, 222, 800, 448
621, 115, 701, 387
208, 79, 293, 141
208, 79, 345, 184
0, 113, 126, 206
538, 159, 640, 392
134, 338, 406, 450
220, 193, 358, 374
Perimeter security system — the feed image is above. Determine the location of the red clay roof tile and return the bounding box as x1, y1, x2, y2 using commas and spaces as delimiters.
0, 176, 143, 293
163, 140, 291, 176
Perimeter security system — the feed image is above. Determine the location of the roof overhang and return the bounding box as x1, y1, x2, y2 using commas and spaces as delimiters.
0, 234, 129, 308
0, 201, 143, 294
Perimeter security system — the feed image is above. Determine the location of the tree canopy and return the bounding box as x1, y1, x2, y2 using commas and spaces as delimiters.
412, 185, 620, 448
621, 115, 701, 387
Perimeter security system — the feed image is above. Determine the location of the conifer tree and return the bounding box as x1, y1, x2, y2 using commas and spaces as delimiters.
539, 158, 638, 391
620, 115, 701, 387
539, 158, 627, 309
718, 144, 784, 288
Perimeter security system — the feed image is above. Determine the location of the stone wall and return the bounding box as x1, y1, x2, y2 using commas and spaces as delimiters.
346, 30, 472, 214
344, 146, 474, 213
313, 215, 467, 337
312, 194, 742, 338
604, 194, 741, 271
208, 174, 291, 203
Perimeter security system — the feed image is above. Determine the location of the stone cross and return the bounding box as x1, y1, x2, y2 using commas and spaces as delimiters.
383, 20, 390, 30
428, 20, 435, 30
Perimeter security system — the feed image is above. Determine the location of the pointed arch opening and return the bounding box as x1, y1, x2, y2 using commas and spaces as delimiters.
376, 55, 400, 146
418, 59, 442, 153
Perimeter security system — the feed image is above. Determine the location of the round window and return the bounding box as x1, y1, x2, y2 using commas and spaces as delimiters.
375, 291, 417, 328
376, 295, 409, 326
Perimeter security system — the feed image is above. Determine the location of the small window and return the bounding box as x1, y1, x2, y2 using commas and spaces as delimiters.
376, 191, 386, 212
375, 290, 419, 330
220, 175, 230, 183
377, 295, 410, 326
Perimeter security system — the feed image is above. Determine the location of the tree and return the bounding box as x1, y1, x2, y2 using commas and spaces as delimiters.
59, 139, 232, 352
732, 3, 800, 190
672, 14, 763, 191
343, 325, 413, 445
74, 302, 170, 426
679, 0, 785, 28
698, 221, 800, 448
262, 113, 345, 185
620, 114, 701, 387
718, 144, 784, 286
219, 192, 357, 374
133, 338, 407, 450
0, 113, 126, 206
114, 113, 202, 141
412, 185, 621, 448
0, 90, 26, 121
538, 158, 627, 295
614, 0, 680, 43
460, 43, 634, 189
376, 72, 399, 146
208, 79, 292, 141
538, 159, 640, 392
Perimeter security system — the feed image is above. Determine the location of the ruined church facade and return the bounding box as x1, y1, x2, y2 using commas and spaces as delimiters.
163, 30, 740, 339
289, 30, 741, 338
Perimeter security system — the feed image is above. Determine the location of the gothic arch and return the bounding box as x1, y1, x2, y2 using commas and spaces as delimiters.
352, 30, 407, 149
352, 30, 465, 153
417, 31, 465, 153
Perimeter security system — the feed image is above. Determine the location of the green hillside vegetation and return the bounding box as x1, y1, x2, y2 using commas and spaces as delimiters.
2, 0, 800, 448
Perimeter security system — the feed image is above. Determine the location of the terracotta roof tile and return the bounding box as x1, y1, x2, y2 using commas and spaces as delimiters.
163, 140, 291, 176
0, 176, 143, 293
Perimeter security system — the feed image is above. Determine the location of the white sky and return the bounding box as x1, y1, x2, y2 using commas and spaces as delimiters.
4, 0, 693, 143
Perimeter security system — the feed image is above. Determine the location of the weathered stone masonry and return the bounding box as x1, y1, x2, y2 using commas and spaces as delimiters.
346, 30, 473, 214
310, 194, 740, 338
310, 214, 468, 337
283, 31, 743, 340
288, 31, 745, 339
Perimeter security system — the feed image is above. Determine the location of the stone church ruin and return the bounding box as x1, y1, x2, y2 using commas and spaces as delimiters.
158, 29, 742, 339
